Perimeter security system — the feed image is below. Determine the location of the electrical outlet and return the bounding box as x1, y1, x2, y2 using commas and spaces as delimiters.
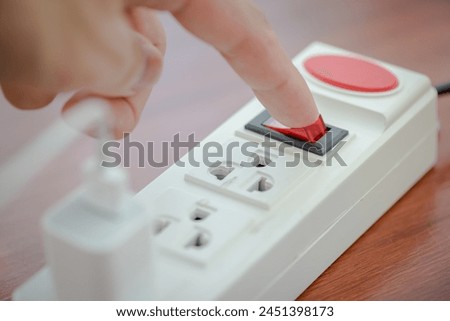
14, 42, 438, 300
151, 188, 253, 267
185, 137, 315, 209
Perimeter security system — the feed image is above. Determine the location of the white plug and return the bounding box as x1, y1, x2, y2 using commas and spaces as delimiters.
42, 100, 157, 300
43, 156, 153, 300
0, 98, 155, 300
43, 159, 154, 300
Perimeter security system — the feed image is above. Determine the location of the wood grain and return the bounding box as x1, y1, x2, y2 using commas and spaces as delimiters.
1, 0, 449, 300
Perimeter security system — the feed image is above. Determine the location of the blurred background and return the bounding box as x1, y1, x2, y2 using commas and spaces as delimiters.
1, 0, 449, 300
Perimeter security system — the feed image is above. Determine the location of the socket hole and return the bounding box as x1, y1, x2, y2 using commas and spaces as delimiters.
186, 232, 210, 248
154, 219, 170, 235
209, 165, 234, 180
191, 208, 210, 221
255, 154, 272, 167
244, 153, 273, 168
248, 177, 273, 192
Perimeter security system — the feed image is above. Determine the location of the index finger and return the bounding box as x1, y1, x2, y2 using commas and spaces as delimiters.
132, 0, 319, 127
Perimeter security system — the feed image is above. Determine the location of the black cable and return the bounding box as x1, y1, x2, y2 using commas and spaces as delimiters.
435, 82, 450, 96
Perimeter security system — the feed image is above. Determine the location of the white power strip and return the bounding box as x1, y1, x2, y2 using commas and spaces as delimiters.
14, 42, 438, 300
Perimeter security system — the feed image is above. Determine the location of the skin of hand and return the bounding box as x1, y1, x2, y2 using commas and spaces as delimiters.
0, 0, 319, 138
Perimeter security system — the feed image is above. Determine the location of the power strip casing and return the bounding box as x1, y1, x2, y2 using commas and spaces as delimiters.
14, 42, 438, 300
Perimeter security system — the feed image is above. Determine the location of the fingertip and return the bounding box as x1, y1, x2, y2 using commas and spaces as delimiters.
63, 95, 138, 139
108, 99, 139, 139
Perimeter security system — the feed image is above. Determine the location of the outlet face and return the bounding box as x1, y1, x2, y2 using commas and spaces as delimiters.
184, 138, 314, 209
152, 188, 253, 267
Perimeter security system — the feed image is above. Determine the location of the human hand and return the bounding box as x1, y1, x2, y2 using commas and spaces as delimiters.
0, 0, 319, 138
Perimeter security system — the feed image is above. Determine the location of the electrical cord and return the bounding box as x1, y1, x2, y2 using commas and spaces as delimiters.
436, 82, 450, 96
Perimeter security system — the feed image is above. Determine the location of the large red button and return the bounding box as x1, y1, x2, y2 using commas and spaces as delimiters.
304, 55, 398, 93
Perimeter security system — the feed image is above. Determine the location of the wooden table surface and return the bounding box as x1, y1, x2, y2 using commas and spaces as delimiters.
1, 0, 449, 300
